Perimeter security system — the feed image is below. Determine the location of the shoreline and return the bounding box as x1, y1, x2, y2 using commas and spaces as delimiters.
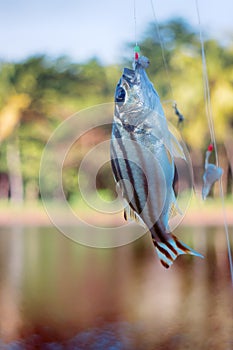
0, 203, 232, 227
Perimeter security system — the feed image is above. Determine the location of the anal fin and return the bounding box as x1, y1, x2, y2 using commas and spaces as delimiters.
123, 204, 145, 227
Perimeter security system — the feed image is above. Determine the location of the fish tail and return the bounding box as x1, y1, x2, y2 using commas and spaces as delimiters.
152, 234, 204, 269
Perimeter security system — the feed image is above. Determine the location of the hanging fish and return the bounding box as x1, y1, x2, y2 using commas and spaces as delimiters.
111, 56, 203, 268
202, 144, 223, 200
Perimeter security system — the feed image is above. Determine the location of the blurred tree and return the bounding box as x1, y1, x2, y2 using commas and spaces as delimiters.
0, 55, 118, 202
0, 18, 232, 203
0, 94, 30, 142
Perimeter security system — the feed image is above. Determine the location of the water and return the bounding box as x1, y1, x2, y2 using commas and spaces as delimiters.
0, 226, 232, 349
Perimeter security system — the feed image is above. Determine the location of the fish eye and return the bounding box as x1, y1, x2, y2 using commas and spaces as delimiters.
115, 86, 126, 103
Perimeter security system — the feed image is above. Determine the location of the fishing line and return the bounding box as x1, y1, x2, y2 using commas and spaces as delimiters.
150, 0, 174, 102
195, 0, 216, 155
195, 0, 233, 285
133, 0, 138, 45
134, 0, 175, 104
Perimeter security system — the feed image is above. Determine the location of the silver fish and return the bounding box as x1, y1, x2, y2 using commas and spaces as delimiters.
111, 56, 203, 268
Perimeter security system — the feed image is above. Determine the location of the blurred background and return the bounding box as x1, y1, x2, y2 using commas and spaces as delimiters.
0, 0, 233, 349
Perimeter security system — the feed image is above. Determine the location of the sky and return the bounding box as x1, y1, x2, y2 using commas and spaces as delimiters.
0, 0, 233, 65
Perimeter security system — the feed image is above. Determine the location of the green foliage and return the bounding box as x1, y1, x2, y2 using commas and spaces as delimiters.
0, 17, 232, 201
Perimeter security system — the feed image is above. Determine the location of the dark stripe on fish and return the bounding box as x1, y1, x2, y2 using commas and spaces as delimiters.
111, 147, 130, 203
150, 223, 177, 256
113, 127, 143, 214
111, 156, 118, 181
165, 241, 177, 255
128, 132, 150, 219
111, 147, 122, 182
122, 122, 136, 133
160, 260, 170, 269
172, 234, 190, 253
152, 238, 174, 261
111, 138, 139, 214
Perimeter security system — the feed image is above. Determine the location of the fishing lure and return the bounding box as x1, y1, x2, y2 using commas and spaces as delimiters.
173, 103, 184, 127
202, 144, 223, 200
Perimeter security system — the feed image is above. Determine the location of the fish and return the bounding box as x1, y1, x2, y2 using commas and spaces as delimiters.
110, 56, 203, 268
202, 147, 223, 200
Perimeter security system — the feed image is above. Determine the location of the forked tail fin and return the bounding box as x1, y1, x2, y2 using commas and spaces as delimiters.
153, 234, 204, 269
